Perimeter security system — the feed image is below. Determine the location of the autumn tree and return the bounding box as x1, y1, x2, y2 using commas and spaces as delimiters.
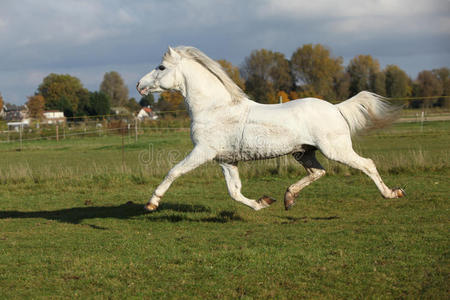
347, 55, 385, 96
433, 67, 450, 108
415, 70, 443, 108
289, 90, 299, 100
268, 54, 292, 92
217, 59, 245, 91
88, 92, 111, 116
384, 65, 410, 98
334, 72, 351, 100
126, 98, 141, 113
26, 95, 45, 119
75, 88, 91, 116
291, 44, 344, 99
241, 49, 292, 103
275, 90, 289, 103
100, 71, 129, 107
373, 72, 386, 96
433, 68, 450, 94
37, 73, 88, 117
157, 91, 184, 112
295, 85, 321, 99
244, 74, 275, 103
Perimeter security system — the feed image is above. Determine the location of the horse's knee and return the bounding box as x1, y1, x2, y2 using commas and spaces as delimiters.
365, 158, 375, 167
312, 169, 326, 179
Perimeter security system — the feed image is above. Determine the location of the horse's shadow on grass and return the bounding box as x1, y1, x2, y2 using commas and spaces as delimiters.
0, 202, 339, 229
0, 202, 243, 229
280, 215, 340, 224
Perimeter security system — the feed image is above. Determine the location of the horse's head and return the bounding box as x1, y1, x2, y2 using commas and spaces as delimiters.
137, 46, 245, 104
137, 47, 183, 96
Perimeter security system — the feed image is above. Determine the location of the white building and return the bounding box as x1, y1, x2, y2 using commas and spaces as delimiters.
7, 119, 31, 131
43, 111, 65, 124
4, 104, 31, 130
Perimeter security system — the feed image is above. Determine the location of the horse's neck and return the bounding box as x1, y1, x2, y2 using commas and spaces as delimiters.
181, 61, 238, 120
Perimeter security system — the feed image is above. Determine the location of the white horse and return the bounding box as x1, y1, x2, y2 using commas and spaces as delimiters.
137, 46, 405, 212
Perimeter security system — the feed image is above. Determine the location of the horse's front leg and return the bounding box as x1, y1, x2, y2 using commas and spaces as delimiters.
220, 162, 276, 210
145, 146, 216, 211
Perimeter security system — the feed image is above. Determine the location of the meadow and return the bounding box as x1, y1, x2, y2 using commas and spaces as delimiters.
0, 121, 448, 298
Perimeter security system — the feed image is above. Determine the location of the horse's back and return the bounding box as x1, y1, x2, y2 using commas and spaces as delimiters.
248, 97, 346, 131
234, 98, 350, 159
288, 98, 353, 144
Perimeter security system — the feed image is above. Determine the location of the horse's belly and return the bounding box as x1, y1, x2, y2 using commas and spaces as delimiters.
213, 113, 312, 162
239, 137, 302, 160
215, 135, 305, 162
215, 150, 288, 162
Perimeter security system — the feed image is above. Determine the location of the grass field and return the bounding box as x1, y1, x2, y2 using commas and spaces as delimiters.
0, 121, 449, 298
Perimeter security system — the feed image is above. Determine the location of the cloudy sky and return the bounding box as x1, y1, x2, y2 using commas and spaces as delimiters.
0, 0, 449, 105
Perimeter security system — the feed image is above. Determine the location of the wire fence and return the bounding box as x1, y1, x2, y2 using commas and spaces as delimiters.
0, 96, 448, 150
0, 119, 191, 148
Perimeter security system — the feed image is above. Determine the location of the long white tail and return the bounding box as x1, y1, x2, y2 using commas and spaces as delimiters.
336, 91, 400, 135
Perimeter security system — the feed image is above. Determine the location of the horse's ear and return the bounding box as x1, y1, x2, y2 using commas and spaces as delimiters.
167, 46, 181, 60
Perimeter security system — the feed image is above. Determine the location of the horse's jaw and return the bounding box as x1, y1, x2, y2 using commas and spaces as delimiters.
137, 86, 150, 96
137, 69, 162, 95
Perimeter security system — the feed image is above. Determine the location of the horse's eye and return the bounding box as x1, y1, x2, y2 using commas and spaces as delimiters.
158, 65, 166, 71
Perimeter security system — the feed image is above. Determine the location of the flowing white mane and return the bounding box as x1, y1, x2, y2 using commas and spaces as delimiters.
169, 46, 246, 103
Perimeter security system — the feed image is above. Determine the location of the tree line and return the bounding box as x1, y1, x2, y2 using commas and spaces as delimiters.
240, 44, 449, 108
24, 71, 141, 119
2, 43, 448, 119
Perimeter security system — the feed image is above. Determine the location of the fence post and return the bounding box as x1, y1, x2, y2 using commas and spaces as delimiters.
420, 111, 424, 132
127, 120, 131, 143
121, 119, 125, 172
56, 124, 59, 142
83, 116, 87, 137
103, 118, 108, 137
19, 124, 23, 151
135, 118, 138, 142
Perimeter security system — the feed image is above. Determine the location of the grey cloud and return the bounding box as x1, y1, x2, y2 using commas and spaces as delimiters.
0, 0, 449, 104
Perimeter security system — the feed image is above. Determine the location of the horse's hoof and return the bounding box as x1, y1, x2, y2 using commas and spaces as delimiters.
144, 203, 158, 212
258, 195, 276, 207
393, 188, 406, 198
284, 190, 296, 210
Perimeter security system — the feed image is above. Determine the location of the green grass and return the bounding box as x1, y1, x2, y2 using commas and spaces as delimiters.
0, 121, 449, 298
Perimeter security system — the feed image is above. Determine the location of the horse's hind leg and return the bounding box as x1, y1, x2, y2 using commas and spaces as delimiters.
318, 139, 405, 199
220, 162, 275, 210
284, 150, 326, 210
